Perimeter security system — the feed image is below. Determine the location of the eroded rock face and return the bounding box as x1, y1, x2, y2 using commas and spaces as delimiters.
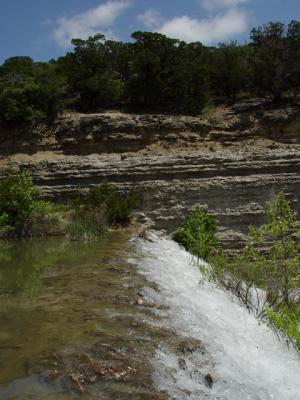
1, 103, 300, 248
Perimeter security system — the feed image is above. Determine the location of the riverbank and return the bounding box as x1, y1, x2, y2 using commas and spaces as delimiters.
0, 169, 138, 240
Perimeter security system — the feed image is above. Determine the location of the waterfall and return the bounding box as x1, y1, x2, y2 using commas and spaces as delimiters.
133, 233, 300, 400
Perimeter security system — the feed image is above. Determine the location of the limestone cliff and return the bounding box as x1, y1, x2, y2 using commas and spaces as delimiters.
1, 99, 300, 248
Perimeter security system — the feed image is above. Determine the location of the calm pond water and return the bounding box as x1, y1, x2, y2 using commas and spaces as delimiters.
0, 230, 170, 400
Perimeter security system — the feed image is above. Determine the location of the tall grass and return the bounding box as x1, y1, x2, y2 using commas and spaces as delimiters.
66, 183, 138, 240
66, 209, 107, 240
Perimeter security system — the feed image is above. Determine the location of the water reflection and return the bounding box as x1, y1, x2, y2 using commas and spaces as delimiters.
0, 231, 145, 388
0, 240, 67, 295
0, 232, 172, 400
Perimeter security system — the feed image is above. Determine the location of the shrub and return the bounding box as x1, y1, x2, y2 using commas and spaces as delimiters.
87, 183, 138, 224
172, 206, 218, 260
0, 168, 64, 237
66, 182, 138, 240
204, 192, 300, 350
0, 168, 39, 235
21, 204, 64, 238
265, 304, 300, 351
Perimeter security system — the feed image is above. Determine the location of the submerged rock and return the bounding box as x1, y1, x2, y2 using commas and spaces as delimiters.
178, 357, 187, 370
177, 338, 205, 355
204, 373, 214, 388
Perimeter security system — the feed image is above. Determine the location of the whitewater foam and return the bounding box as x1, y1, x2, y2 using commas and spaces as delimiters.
133, 233, 300, 400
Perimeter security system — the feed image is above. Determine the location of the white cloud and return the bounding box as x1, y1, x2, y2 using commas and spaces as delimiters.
156, 8, 248, 44
137, 10, 163, 29
200, 0, 249, 11
53, 0, 131, 47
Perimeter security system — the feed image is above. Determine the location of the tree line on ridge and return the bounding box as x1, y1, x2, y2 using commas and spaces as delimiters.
0, 20, 300, 123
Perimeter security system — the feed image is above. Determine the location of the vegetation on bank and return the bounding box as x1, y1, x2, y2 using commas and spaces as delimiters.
173, 194, 300, 351
0, 168, 137, 240
67, 182, 137, 240
0, 168, 63, 238
1, 20, 300, 123
172, 206, 218, 260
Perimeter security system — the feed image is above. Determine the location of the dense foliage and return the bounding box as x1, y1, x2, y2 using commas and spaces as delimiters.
1, 21, 300, 123
86, 183, 138, 224
0, 168, 63, 237
0, 168, 39, 234
0, 57, 68, 123
172, 206, 218, 259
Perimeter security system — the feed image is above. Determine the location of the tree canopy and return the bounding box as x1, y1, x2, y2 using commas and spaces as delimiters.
1, 20, 300, 124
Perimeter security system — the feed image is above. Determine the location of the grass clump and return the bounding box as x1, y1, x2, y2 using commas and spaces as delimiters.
67, 183, 138, 240
66, 208, 106, 241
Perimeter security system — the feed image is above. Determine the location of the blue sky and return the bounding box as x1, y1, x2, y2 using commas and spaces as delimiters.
1, 0, 300, 63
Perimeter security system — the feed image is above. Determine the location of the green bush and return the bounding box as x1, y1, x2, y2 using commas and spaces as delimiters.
204, 192, 300, 350
0, 168, 39, 234
21, 202, 64, 238
0, 170, 137, 239
87, 183, 138, 224
67, 182, 137, 240
0, 168, 64, 237
172, 207, 218, 260
265, 304, 300, 351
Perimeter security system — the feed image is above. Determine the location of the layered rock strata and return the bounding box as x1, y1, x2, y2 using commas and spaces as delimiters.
1, 101, 300, 248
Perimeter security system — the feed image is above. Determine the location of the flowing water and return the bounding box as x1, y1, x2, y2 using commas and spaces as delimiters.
134, 233, 300, 400
0, 230, 299, 399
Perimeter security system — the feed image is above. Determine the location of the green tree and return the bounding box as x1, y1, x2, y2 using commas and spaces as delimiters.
128, 32, 178, 110
248, 192, 300, 305
210, 42, 251, 101
287, 20, 300, 96
0, 168, 39, 234
0, 57, 67, 123
250, 22, 288, 101
128, 32, 210, 114
57, 34, 124, 111
205, 193, 300, 350
172, 207, 218, 260
1, 22, 300, 120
